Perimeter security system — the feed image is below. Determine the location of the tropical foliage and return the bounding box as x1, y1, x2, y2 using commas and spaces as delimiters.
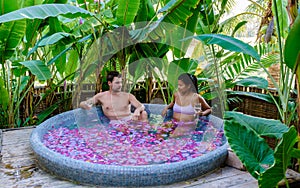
0, 0, 300, 187
224, 1, 300, 187
0, 0, 250, 127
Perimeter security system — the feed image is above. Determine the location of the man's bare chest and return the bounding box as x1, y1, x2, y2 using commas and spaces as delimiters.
100, 95, 130, 110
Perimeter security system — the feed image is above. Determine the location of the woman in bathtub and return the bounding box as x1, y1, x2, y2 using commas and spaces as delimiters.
161, 73, 211, 136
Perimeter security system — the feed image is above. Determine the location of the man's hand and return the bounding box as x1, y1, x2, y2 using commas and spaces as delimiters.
132, 110, 140, 121
79, 100, 93, 110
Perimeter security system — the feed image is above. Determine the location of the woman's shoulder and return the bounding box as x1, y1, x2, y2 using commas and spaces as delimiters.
192, 93, 200, 98
192, 93, 204, 101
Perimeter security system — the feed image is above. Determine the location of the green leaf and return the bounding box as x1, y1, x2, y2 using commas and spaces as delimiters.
24, 19, 42, 55
0, 4, 94, 23
159, 0, 199, 25
38, 32, 71, 46
259, 126, 298, 188
0, 20, 26, 59
0, 77, 9, 110
116, 0, 140, 25
0, 0, 19, 14
159, 0, 181, 13
227, 90, 276, 104
231, 21, 247, 37
235, 76, 269, 89
65, 49, 79, 80
155, 0, 200, 58
47, 46, 72, 66
284, 13, 300, 70
224, 111, 288, 139
192, 34, 261, 61
272, 0, 289, 39
290, 148, 300, 159
19, 60, 51, 81
135, 0, 156, 22
19, 76, 30, 95
53, 45, 67, 76
224, 120, 274, 179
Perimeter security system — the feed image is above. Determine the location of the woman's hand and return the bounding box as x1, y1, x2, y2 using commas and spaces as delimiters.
161, 107, 168, 117
196, 111, 206, 116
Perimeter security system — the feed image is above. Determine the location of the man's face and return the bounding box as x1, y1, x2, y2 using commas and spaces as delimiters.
109, 77, 122, 92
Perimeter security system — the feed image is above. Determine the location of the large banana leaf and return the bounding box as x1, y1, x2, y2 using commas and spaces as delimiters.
226, 91, 276, 104
39, 32, 71, 46
259, 126, 299, 188
224, 120, 274, 179
22, 0, 44, 54
0, 0, 22, 58
0, 0, 19, 14
225, 111, 289, 139
235, 76, 269, 89
284, 13, 300, 70
116, 0, 140, 25
159, 0, 201, 57
27, 32, 72, 58
19, 60, 51, 81
0, 20, 26, 59
0, 4, 94, 23
158, 0, 199, 25
131, 0, 201, 56
135, 0, 156, 22
192, 34, 261, 62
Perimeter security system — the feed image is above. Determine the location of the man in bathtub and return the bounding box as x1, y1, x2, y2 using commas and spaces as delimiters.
80, 71, 148, 128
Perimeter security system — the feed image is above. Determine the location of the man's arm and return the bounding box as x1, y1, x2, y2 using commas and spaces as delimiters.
79, 97, 94, 110
128, 93, 145, 120
79, 93, 101, 110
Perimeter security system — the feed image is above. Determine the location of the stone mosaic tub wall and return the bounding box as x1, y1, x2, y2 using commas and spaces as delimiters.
30, 104, 228, 186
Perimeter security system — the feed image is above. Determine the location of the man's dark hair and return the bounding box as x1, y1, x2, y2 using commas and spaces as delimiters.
107, 71, 121, 83
178, 73, 198, 93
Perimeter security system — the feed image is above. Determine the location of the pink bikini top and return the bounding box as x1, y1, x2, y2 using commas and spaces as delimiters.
173, 102, 195, 115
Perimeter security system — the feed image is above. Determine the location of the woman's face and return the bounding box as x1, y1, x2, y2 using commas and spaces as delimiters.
177, 80, 190, 94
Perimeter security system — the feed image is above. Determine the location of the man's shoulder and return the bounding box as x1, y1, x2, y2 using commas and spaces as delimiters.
95, 91, 108, 97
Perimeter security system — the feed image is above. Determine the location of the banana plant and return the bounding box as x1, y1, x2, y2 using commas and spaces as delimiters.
284, 9, 300, 131
223, 2, 300, 187
190, 33, 261, 116
0, 1, 96, 127
224, 111, 300, 188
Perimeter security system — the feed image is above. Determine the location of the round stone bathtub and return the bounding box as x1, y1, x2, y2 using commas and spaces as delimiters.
30, 104, 228, 186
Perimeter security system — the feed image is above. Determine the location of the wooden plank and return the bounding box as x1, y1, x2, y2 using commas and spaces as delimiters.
2, 127, 33, 145
0, 127, 259, 188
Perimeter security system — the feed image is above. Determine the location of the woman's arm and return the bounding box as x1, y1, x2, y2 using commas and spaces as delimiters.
198, 95, 212, 116
161, 93, 176, 116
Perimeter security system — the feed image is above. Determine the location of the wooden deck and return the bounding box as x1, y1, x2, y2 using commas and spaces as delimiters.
0, 127, 258, 188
